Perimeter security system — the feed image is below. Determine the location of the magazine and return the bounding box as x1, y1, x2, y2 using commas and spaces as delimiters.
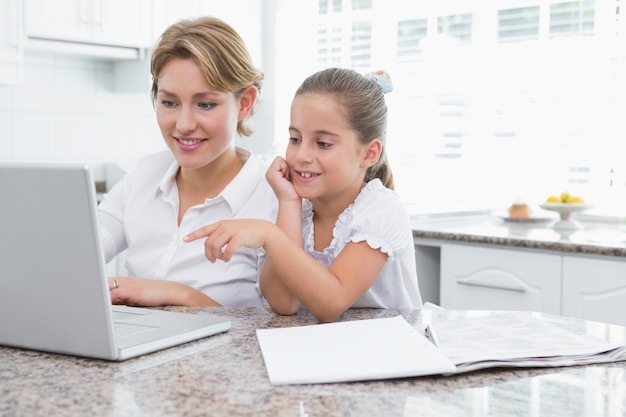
256, 312, 626, 385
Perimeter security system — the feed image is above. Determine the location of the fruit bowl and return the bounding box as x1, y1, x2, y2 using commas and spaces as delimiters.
539, 203, 592, 230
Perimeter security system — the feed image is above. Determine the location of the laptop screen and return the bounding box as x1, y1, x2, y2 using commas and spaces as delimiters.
0, 162, 117, 358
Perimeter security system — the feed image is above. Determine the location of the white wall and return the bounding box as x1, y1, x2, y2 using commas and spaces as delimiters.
0, 48, 277, 182
0, 52, 163, 173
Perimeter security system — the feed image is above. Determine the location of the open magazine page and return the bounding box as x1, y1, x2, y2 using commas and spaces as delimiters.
433, 312, 626, 374
257, 310, 626, 385
256, 316, 456, 385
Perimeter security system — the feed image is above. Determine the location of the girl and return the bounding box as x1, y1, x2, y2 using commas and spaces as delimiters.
186, 68, 422, 321
98, 16, 277, 307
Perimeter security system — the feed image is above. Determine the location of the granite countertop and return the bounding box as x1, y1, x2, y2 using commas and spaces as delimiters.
3, 306, 626, 417
412, 212, 626, 257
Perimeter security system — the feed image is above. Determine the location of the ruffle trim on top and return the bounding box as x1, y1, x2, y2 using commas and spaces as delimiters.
348, 233, 394, 261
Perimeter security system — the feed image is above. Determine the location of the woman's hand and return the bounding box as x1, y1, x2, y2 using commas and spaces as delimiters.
108, 276, 220, 307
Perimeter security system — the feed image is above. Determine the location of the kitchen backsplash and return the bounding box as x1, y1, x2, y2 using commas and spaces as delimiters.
0, 52, 165, 172
0, 50, 277, 175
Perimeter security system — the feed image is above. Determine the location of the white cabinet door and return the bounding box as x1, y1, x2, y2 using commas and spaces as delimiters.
25, 0, 152, 48
91, 0, 152, 48
152, 0, 203, 40
562, 256, 626, 326
151, 0, 262, 63
25, 0, 92, 43
441, 244, 561, 314
0, 0, 22, 84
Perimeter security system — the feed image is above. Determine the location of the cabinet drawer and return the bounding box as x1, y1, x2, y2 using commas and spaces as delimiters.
441, 244, 561, 314
562, 256, 626, 326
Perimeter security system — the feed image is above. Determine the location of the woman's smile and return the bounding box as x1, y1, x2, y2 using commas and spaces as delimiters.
175, 136, 207, 151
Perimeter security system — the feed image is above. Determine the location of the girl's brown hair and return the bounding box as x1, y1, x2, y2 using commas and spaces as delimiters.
294, 67, 394, 189
150, 16, 263, 137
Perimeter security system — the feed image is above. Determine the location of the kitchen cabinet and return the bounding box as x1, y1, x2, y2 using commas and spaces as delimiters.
0, 0, 22, 85
430, 241, 626, 326
152, 0, 262, 64
562, 255, 626, 326
440, 244, 562, 314
24, 0, 153, 50
415, 215, 626, 325
152, 0, 252, 36
152, 0, 205, 38
415, 243, 441, 305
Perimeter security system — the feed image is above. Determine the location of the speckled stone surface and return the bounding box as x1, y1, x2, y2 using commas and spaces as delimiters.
2, 306, 626, 417
412, 213, 626, 257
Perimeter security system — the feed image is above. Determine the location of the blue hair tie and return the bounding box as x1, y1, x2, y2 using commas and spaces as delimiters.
364, 70, 393, 94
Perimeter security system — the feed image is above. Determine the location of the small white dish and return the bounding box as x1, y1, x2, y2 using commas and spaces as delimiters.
499, 215, 554, 223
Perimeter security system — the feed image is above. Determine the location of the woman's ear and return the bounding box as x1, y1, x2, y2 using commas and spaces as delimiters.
237, 85, 258, 121
362, 138, 383, 168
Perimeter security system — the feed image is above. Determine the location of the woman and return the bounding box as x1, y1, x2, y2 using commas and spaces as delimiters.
98, 16, 277, 307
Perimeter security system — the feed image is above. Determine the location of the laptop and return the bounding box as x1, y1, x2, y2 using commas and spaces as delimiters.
0, 161, 231, 361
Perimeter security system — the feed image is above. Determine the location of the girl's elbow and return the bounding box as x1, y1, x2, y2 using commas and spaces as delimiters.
309, 295, 352, 323
312, 311, 340, 323
310, 305, 345, 323
273, 306, 299, 316
268, 298, 300, 316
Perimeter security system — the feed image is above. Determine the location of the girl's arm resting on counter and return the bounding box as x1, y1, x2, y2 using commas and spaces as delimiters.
261, 236, 387, 323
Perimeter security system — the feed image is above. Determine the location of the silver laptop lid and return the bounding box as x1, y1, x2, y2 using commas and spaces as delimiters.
0, 162, 117, 358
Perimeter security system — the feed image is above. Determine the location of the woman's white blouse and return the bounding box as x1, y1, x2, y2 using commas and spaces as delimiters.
97, 149, 278, 307
302, 179, 423, 309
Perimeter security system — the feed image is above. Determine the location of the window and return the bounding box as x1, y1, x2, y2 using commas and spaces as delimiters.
271, 0, 626, 216
350, 20, 371, 68
498, 7, 540, 42
397, 18, 428, 61
438, 13, 472, 42
550, 0, 595, 37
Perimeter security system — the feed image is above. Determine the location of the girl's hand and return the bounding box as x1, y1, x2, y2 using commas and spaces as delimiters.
266, 156, 300, 202
184, 219, 276, 263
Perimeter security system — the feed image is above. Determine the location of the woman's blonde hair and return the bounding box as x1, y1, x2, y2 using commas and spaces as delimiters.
150, 16, 264, 137
294, 67, 394, 189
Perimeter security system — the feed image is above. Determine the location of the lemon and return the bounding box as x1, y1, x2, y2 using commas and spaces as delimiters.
567, 196, 585, 203
560, 191, 570, 203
